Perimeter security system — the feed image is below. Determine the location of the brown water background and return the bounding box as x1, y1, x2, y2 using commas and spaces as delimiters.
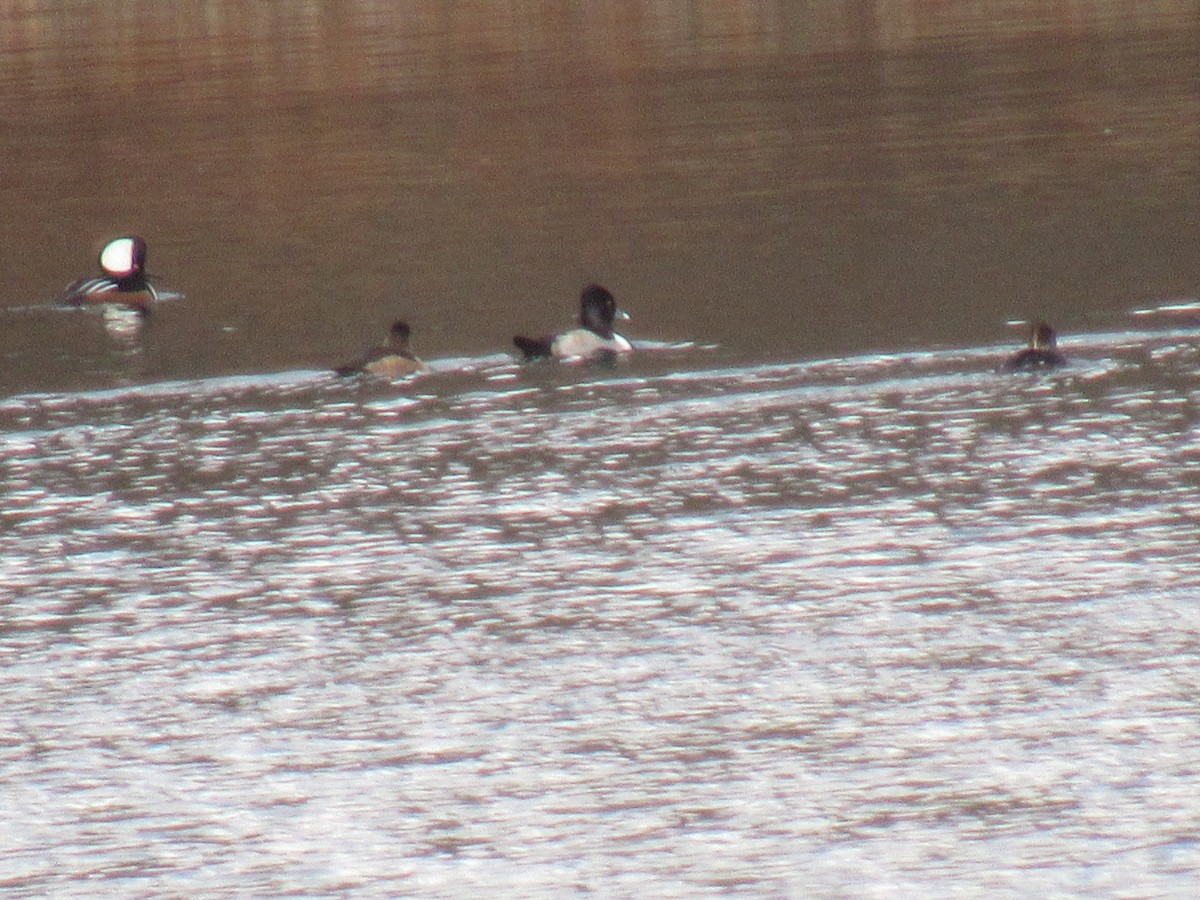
2, 2, 1200, 391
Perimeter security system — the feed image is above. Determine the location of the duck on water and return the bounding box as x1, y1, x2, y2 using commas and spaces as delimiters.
514, 284, 632, 362
334, 320, 427, 378
1003, 321, 1067, 371
55, 236, 164, 314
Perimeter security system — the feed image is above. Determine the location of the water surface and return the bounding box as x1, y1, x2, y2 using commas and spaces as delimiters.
3, 4, 1200, 896
5, 324, 1200, 894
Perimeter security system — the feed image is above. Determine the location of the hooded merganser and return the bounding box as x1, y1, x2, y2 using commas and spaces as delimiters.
55, 236, 162, 313
1003, 321, 1067, 371
514, 284, 632, 361
335, 320, 428, 378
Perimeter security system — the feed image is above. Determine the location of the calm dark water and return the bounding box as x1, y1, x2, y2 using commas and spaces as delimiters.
3, 4, 1200, 896
1, 7, 1200, 393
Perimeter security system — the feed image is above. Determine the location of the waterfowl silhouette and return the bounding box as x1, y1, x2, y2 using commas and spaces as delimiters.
55, 236, 161, 313
514, 284, 632, 361
1003, 321, 1067, 371
335, 320, 427, 377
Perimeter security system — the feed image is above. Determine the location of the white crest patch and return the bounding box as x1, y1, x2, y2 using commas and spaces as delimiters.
100, 237, 137, 277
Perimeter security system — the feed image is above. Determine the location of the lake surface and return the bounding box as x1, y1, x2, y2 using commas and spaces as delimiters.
3, 3, 1200, 896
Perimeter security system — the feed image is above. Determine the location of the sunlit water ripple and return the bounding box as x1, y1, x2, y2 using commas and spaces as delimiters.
3, 328, 1200, 895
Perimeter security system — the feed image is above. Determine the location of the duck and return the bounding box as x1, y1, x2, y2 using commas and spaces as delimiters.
1003, 321, 1067, 371
55, 236, 161, 313
514, 284, 632, 361
334, 320, 427, 378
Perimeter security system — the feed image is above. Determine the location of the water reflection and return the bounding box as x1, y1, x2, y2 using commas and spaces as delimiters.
4, 1, 1196, 70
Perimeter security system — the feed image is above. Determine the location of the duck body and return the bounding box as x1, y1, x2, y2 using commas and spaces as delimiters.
550, 328, 633, 359
1003, 321, 1066, 371
514, 284, 632, 362
1004, 347, 1067, 370
56, 277, 155, 313
55, 236, 160, 313
335, 320, 427, 378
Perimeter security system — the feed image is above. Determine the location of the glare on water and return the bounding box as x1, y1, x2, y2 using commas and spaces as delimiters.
4, 323, 1200, 894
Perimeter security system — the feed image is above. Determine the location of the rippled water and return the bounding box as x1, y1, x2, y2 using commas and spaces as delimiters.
4, 322, 1200, 894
